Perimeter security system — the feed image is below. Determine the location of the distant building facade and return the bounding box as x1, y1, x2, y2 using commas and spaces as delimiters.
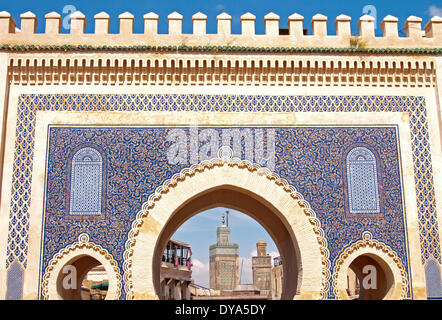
271, 257, 284, 299
160, 239, 193, 300
252, 240, 272, 297
209, 214, 239, 291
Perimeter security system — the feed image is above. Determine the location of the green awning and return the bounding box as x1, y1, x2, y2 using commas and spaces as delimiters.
91, 281, 108, 290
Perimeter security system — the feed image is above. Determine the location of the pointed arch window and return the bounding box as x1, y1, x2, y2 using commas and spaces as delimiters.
346, 147, 380, 214
69, 147, 103, 216
425, 258, 442, 299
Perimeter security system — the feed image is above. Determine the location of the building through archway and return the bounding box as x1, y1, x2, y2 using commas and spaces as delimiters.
165, 207, 281, 300
150, 186, 304, 300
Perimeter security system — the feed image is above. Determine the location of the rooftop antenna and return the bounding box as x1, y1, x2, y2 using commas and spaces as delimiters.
226, 210, 229, 227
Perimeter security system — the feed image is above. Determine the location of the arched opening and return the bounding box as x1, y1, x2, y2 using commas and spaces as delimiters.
161, 207, 282, 300
333, 233, 407, 300
152, 186, 301, 300
42, 238, 122, 300
128, 162, 327, 300
56, 255, 109, 300
345, 254, 394, 300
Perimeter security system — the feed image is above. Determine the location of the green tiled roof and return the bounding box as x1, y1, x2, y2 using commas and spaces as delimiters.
1, 44, 441, 54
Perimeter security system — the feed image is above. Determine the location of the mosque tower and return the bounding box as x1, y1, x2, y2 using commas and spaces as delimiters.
252, 240, 273, 296
209, 211, 239, 291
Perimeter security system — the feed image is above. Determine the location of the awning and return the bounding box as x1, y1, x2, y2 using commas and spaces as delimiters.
91, 281, 108, 290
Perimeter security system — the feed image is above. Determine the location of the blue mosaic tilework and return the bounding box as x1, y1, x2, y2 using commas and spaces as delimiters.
69, 147, 103, 216
346, 147, 381, 214
42, 126, 409, 299
4, 94, 440, 300
275, 127, 408, 290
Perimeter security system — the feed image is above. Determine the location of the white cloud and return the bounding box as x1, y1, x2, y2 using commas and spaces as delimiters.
191, 258, 210, 288
216, 4, 225, 11
429, 5, 442, 17
268, 251, 280, 260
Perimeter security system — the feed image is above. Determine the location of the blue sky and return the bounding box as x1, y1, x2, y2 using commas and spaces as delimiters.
3, 1, 442, 36
172, 207, 279, 288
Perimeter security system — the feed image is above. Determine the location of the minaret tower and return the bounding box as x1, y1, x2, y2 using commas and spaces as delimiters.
209, 210, 239, 291
252, 240, 272, 296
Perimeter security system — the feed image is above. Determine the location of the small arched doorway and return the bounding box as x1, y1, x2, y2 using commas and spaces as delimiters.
333, 232, 408, 300
42, 235, 122, 300
346, 254, 394, 300
56, 255, 108, 300
125, 159, 330, 300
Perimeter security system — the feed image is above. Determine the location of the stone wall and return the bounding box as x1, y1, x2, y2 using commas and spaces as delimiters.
0, 11, 441, 48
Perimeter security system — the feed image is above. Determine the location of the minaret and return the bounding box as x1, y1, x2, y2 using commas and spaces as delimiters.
209, 210, 239, 291
252, 240, 272, 296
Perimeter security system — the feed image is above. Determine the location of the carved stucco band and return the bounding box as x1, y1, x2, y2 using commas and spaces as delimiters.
41, 233, 122, 300
332, 231, 409, 299
7, 54, 436, 88
122, 155, 332, 300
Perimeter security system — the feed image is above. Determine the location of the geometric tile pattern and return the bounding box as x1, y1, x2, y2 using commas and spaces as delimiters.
69, 147, 102, 216
220, 261, 235, 291
4, 94, 440, 300
346, 147, 381, 214
276, 126, 408, 299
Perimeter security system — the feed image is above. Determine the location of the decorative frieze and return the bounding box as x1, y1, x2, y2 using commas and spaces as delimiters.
7, 53, 436, 87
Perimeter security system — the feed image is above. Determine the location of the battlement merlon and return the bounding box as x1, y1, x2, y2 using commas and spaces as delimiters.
0, 11, 441, 49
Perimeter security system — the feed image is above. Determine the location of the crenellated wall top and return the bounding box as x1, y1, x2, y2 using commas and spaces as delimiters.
0, 10, 441, 50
